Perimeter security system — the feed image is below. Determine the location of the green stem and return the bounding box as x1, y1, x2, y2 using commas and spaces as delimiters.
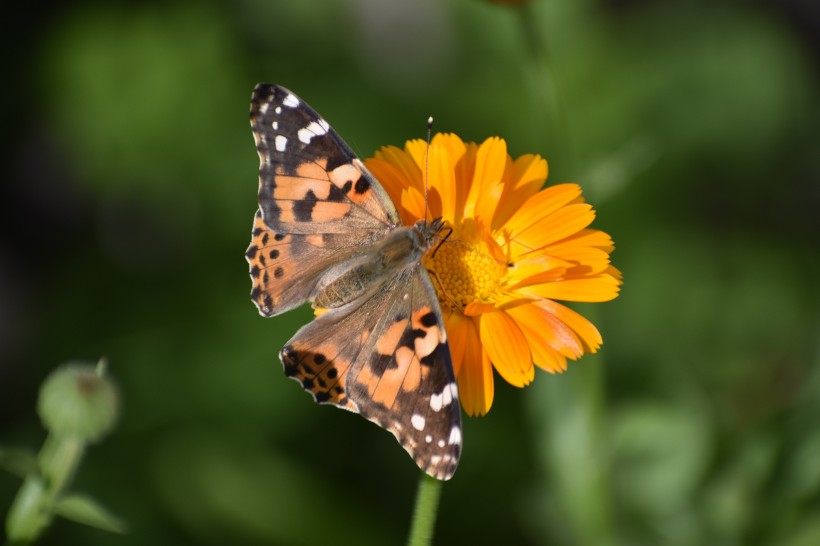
517, 3, 571, 164
5, 435, 85, 544
406, 473, 443, 546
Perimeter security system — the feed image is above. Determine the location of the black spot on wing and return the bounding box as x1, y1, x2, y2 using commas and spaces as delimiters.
399, 328, 427, 350
315, 391, 330, 403
368, 352, 395, 374
354, 176, 370, 194
420, 312, 437, 328
420, 342, 448, 367
326, 181, 348, 202
280, 347, 299, 376
293, 189, 318, 222
261, 198, 282, 223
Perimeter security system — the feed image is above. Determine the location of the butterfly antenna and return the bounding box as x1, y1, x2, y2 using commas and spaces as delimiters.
424, 116, 433, 223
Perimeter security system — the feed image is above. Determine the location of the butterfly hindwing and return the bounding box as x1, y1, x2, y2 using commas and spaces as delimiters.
280, 268, 461, 480
247, 209, 383, 316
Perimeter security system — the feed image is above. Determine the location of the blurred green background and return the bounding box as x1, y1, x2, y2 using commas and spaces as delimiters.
1, 0, 819, 544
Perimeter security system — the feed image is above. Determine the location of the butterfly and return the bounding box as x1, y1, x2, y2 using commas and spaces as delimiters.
245, 84, 462, 480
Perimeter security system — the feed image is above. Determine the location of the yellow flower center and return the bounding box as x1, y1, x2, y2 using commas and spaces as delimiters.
425, 241, 507, 310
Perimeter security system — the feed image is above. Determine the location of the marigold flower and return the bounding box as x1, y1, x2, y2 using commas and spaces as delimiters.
365, 134, 621, 416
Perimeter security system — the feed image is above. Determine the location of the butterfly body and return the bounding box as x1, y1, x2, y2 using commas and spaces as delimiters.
312, 218, 443, 310
247, 84, 461, 480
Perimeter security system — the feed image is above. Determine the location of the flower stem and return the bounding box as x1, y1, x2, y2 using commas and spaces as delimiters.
406, 473, 443, 546
5, 434, 85, 544
517, 2, 571, 163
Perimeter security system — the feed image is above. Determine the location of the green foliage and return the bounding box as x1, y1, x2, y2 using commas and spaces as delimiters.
2, 0, 818, 544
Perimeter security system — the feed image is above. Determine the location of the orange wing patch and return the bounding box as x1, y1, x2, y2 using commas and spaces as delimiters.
247, 210, 292, 314
411, 306, 447, 359
247, 209, 361, 316
281, 341, 357, 411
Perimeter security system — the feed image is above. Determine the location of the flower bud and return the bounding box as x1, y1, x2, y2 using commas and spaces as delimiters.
37, 363, 120, 442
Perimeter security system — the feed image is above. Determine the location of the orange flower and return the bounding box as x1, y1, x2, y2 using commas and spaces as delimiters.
365, 134, 621, 416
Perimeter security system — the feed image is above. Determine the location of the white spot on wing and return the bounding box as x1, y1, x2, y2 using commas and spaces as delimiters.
297, 120, 330, 144
438, 439, 445, 448
425, 434, 432, 443
272, 121, 278, 130
283, 93, 300, 107
275, 135, 287, 152
430, 382, 456, 412
411, 414, 426, 431
448, 426, 462, 446
274, 106, 282, 115
259, 102, 269, 114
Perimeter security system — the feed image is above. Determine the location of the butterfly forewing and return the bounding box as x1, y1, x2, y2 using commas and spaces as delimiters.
247, 83, 462, 480
250, 84, 400, 233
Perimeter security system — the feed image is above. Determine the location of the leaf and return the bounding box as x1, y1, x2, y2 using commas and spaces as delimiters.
0, 447, 38, 478
53, 493, 127, 534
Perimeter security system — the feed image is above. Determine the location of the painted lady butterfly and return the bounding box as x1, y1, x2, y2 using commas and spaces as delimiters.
246, 84, 462, 480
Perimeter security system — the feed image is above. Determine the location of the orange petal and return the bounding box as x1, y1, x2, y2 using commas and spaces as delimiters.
504, 300, 583, 360
464, 137, 507, 219
511, 154, 548, 198
506, 304, 568, 373
522, 273, 622, 303
428, 143, 456, 224
492, 154, 548, 230
550, 247, 613, 275
536, 299, 603, 354
549, 228, 614, 253
506, 253, 575, 286
400, 186, 426, 224
364, 157, 411, 208
502, 183, 582, 239
507, 246, 612, 279
479, 310, 534, 387
376, 144, 423, 193
404, 138, 427, 167
474, 171, 506, 228
432, 133, 467, 165
514, 203, 596, 250
463, 301, 497, 316
444, 311, 468, 377
454, 141, 478, 218
457, 316, 494, 416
